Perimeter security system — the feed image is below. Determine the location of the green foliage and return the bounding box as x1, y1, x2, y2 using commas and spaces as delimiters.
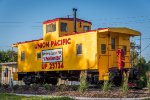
130, 42, 140, 66
122, 73, 129, 93
2, 84, 9, 89
0, 93, 75, 100
102, 80, 112, 92
79, 71, 88, 93
21, 85, 30, 91
43, 83, 54, 90
136, 57, 148, 88
130, 42, 149, 88
147, 79, 150, 93
12, 84, 19, 91
57, 84, 69, 91
57, 85, 79, 91
0, 50, 17, 63
43, 83, 50, 90
146, 72, 150, 92
31, 83, 39, 91
69, 85, 79, 91
136, 76, 145, 89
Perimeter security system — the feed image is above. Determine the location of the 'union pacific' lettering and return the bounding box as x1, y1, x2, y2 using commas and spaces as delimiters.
35, 38, 71, 49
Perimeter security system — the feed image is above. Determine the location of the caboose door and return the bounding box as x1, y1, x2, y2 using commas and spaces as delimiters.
98, 34, 109, 80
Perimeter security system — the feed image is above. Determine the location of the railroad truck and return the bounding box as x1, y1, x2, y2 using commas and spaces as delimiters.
13, 9, 141, 85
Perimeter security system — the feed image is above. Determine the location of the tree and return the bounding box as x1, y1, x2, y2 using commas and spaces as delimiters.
130, 42, 149, 88
0, 50, 17, 63
130, 42, 140, 66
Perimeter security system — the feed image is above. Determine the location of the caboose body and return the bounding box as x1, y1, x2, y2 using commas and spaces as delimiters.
13, 13, 140, 85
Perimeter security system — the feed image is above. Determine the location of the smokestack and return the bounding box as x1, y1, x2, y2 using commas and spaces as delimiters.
73, 8, 77, 33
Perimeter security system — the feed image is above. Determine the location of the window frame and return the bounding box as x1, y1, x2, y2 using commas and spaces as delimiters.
83, 26, 90, 32
60, 22, 67, 32
46, 22, 56, 33
37, 52, 41, 59
101, 44, 106, 54
76, 43, 82, 55
111, 37, 115, 50
21, 51, 25, 61
4, 68, 8, 77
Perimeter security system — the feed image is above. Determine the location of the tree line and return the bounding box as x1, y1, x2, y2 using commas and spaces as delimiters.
0, 50, 17, 63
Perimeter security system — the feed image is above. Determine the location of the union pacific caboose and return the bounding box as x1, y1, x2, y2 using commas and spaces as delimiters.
13, 9, 141, 85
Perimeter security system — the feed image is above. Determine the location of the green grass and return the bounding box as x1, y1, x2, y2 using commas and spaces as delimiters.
0, 93, 75, 100
102, 80, 112, 92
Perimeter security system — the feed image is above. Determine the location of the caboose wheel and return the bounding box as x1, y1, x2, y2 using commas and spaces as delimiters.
109, 69, 122, 86
51, 78, 58, 85
23, 76, 31, 85
46, 78, 58, 85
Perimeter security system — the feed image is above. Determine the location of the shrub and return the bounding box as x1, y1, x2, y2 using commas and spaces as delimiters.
43, 83, 55, 91
0, 82, 1, 88
69, 85, 79, 91
31, 83, 39, 91
79, 71, 88, 93
13, 84, 19, 91
57, 84, 69, 91
43, 83, 49, 90
147, 79, 150, 93
136, 76, 145, 89
122, 72, 129, 93
102, 80, 112, 92
2, 84, 9, 89
146, 71, 150, 92
21, 85, 30, 91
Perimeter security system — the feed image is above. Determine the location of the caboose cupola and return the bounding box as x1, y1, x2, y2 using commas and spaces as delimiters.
43, 18, 92, 40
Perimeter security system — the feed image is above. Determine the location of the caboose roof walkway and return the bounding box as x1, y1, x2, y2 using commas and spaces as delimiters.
98, 27, 141, 36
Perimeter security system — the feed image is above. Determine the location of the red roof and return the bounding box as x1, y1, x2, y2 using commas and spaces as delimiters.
13, 38, 43, 45
43, 18, 92, 24
13, 28, 108, 45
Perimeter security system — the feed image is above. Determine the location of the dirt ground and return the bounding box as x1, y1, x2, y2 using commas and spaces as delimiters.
0, 85, 150, 98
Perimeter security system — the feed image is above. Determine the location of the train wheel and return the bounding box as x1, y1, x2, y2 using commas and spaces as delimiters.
51, 78, 58, 85
23, 76, 31, 85
109, 70, 122, 86
46, 78, 58, 85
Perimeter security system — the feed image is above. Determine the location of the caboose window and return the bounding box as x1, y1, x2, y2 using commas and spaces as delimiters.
83, 26, 90, 32
76, 43, 82, 55
60, 22, 67, 32
21, 51, 25, 61
101, 44, 106, 54
46, 23, 56, 33
4, 68, 8, 77
37, 52, 41, 59
122, 45, 127, 55
111, 38, 115, 50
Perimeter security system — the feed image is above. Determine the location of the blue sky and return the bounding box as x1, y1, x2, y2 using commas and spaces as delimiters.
0, 0, 150, 61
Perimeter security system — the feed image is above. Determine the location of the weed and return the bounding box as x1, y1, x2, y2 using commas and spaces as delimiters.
2, 84, 9, 89
102, 80, 112, 92
57, 84, 69, 91
69, 85, 79, 91
31, 83, 39, 91
43, 83, 51, 90
146, 71, 150, 92
13, 84, 19, 91
122, 72, 129, 93
21, 85, 30, 91
79, 71, 88, 93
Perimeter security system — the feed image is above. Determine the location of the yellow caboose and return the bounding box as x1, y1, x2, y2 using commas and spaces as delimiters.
13, 9, 141, 85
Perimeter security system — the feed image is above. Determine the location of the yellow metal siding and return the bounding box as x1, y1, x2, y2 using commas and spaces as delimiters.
15, 18, 141, 81
97, 32, 131, 80
18, 32, 97, 72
